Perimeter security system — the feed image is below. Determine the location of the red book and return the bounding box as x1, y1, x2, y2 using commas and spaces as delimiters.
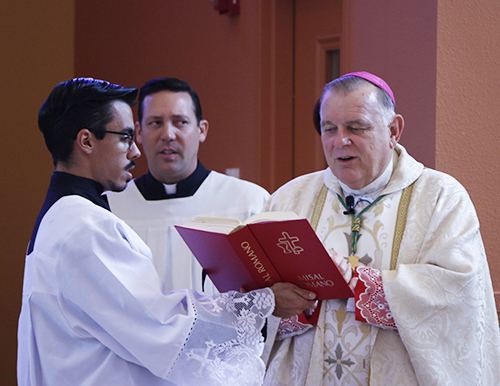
175, 212, 353, 300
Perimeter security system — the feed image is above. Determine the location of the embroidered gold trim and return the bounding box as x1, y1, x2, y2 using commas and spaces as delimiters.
311, 184, 328, 231
390, 182, 415, 270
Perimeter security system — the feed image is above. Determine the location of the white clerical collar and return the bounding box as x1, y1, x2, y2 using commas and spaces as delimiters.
339, 156, 394, 200
163, 183, 177, 195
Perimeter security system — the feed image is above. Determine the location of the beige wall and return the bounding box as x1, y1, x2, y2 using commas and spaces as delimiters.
436, 0, 500, 305
0, 2, 74, 384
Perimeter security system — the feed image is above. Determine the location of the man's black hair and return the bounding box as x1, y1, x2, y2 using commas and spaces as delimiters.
137, 77, 202, 124
38, 77, 138, 165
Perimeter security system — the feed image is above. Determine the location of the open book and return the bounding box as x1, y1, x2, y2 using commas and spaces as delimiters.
175, 212, 353, 300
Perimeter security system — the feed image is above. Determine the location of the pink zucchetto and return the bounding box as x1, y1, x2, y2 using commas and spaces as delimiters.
339, 71, 396, 108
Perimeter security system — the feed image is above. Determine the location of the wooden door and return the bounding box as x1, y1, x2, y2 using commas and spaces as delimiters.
293, 0, 344, 176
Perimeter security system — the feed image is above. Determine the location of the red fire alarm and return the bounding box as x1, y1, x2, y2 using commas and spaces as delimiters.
229, 0, 240, 14
212, 0, 240, 15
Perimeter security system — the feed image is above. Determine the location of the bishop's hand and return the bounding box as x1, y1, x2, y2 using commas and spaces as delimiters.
327, 248, 358, 292
270, 282, 317, 319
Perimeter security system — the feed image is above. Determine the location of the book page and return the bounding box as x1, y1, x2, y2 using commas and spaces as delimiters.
180, 212, 302, 235
242, 211, 301, 225
180, 216, 243, 235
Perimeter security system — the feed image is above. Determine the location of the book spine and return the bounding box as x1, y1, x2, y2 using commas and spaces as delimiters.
227, 227, 282, 289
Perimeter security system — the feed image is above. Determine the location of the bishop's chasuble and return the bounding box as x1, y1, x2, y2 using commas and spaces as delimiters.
262, 145, 500, 386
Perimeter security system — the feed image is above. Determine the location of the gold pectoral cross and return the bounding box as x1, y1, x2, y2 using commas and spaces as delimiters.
348, 255, 359, 268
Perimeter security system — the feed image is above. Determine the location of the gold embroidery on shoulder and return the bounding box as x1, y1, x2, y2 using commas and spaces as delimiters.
390, 182, 415, 270
311, 184, 328, 232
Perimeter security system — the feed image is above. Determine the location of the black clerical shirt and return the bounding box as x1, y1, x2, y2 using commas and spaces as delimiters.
134, 161, 210, 200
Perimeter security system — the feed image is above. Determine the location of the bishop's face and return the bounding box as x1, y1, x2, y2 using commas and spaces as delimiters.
320, 85, 400, 190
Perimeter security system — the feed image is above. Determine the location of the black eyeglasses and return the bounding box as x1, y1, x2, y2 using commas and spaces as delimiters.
103, 130, 136, 150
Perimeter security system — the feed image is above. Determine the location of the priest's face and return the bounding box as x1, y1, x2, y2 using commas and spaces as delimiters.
320, 84, 402, 190
91, 101, 140, 192
137, 91, 208, 184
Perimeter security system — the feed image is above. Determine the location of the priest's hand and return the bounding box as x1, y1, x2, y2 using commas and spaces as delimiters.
328, 248, 358, 291
270, 282, 317, 319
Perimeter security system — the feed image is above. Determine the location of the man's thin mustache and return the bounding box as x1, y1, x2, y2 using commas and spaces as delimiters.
126, 160, 136, 170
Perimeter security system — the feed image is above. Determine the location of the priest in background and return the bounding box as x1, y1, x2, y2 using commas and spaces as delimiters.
107, 77, 270, 296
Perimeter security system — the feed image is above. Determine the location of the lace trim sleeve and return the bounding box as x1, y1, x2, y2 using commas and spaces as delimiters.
167, 288, 275, 386
355, 267, 398, 331
275, 314, 314, 341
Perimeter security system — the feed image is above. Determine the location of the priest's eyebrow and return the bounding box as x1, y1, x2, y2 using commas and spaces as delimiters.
146, 114, 190, 122
171, 113, 191, 122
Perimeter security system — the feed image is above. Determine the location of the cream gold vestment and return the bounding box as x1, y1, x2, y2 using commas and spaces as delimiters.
263, 145, 500, 386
